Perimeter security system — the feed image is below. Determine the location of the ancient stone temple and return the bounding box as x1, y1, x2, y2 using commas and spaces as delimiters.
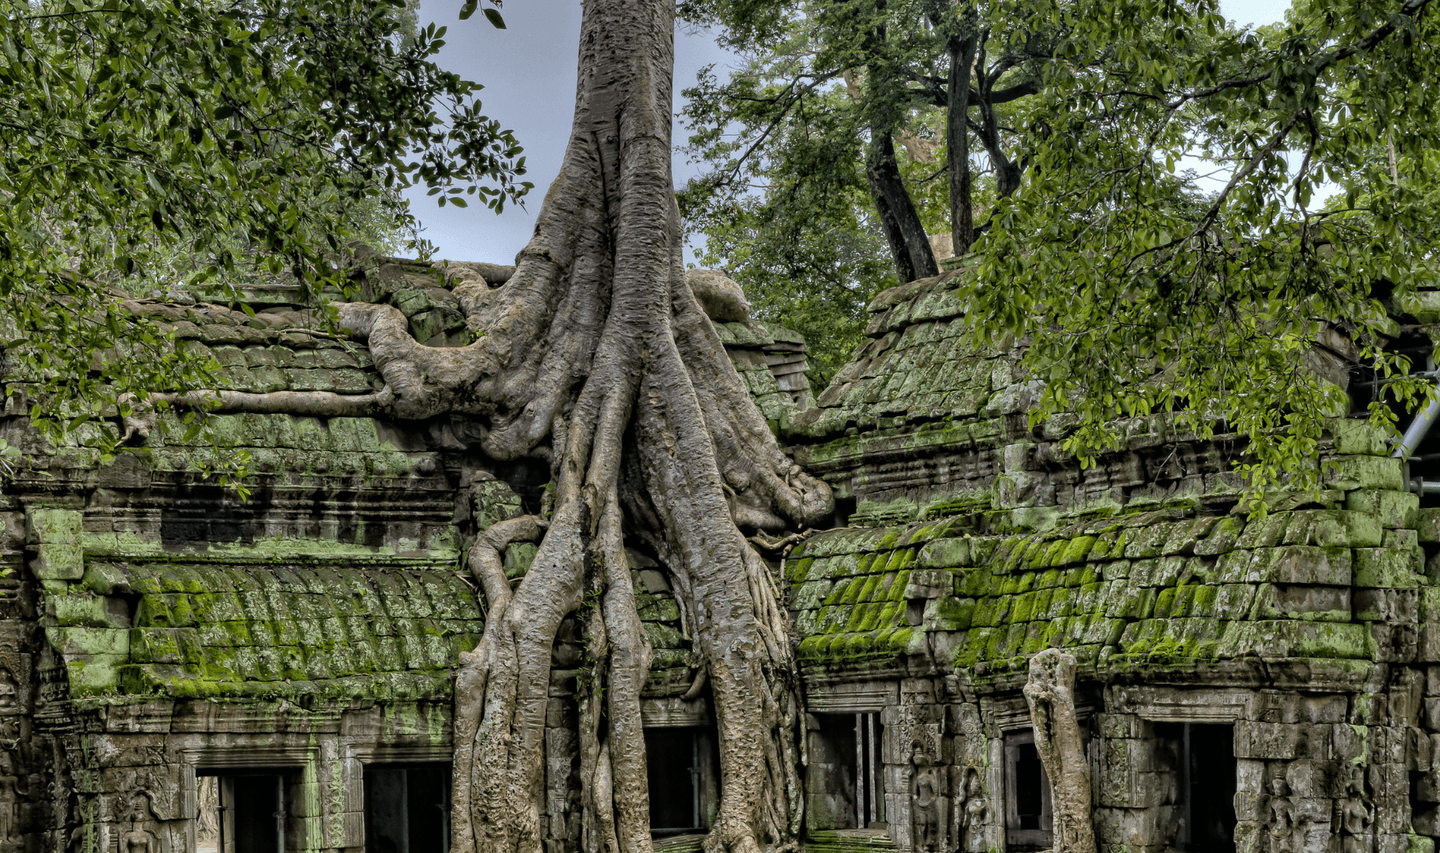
2, 258, 1439, 853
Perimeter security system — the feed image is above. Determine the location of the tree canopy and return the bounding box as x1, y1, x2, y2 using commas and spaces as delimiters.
968, 0, 1439, 490
683, 0, 1440, 490
0, 0, 526, 460
679, 0, 1211, 385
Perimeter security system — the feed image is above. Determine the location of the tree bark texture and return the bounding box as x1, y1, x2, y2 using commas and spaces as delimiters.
1022, 650, 1096, 853
861, 1, 938, 283
866, 131, 938, 283
149, 2, 831, 851
945, 25, 978, 256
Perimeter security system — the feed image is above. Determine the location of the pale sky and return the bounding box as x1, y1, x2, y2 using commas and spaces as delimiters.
402, 0, 1294, 264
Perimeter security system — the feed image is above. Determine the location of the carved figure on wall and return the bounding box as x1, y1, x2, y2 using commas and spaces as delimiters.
119, 791, 159, 853
1023, 649, 1096, 853
909, 740, 941, 853
1266, 777, 1296, 853
0, 668, 17, 714
0, 746, 27, 843
1337, 771, 1372, 853
959, 769, 988, 853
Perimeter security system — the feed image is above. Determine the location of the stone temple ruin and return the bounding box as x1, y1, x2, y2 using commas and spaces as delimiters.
3, 257, 1440, 853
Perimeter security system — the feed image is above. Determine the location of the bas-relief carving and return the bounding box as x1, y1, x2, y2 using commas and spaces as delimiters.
895, 703, 945, 853
0, 746, 28, 849
957, 768, 988, 853
1338, 769, 1372, 853
0, 652, 23, 717
908, 741, 941, 853
947, 704, 992, 853
1265, 777, 1297, 853
117, 792, 160, 853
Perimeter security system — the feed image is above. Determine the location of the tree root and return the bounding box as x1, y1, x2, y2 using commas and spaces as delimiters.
133, 1, 832, 851
1024, 649, 1096, 853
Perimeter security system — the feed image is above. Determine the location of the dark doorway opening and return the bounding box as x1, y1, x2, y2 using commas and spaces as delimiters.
197, 771, 288, 853
1004, 730, 1052, 849
1156, 722, 1237, 852
645, 727, 713, 836
804, 711, 885, 832
364, 764, 451, 853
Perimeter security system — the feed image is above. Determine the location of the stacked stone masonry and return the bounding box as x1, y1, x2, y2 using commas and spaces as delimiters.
3, 262, 1440, 853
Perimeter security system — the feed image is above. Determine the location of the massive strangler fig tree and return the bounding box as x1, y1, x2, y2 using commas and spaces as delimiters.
151, 1, 832, 852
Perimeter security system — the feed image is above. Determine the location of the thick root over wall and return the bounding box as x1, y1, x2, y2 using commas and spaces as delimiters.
148, 2, 832, 852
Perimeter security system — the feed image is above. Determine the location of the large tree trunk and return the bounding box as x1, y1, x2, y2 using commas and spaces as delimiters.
149, 2, 830, 851
860, 0, 938, 283
945, 24, 978, 256
443, 3, 827, 851
866, 131, 938, 282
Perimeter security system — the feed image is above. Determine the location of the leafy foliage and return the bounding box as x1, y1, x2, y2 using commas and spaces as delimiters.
686, 0, 1440, 493
0, 0, 526, 461
679, 0, 1205, 385
966, 0, 1440, 491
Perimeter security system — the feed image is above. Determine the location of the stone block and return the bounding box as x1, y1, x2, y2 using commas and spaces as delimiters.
1217, 620, 1372, 661
1215, 546, 1351, 586
1251, 583, 1350, 621
1353, 546, 1423, 588
1331, 418, 1392, 455
1377, 622, 1420, 663
51, 592, 129, 628
33, 541, 84, 580
1415, 805, 1440, 838
1233, 785, 1263, 822
1113, 808, 1174, 848
46, 626, 130, 658
1345, 488, 1419, 529
1283, 509, 1382, 547
67, 658, 120, 694
916, 537, 973, 569
1417, 765, 1440, 803
1296, 694, 1348, 724
1416, 508, 1440, 543
1234, 819, 1261, 853
1098, 713, 1145, 740
96, 454, 152, 490
1331, 723, 1366, 764
1373, 727, 1410, 766
1411, 727, 1433, 772
1324, 455, 1406, 490
1354, 588, 1418, 623
27, 507, 82, 545
1385, 527, 1419, 549
1194, 517, 1244, 556
1235, 757, 1266, 794
1233, 721, 1332, 760
1287, 760, 1338, 799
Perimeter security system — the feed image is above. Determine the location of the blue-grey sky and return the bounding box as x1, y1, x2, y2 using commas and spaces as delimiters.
402, 0, 1294, 264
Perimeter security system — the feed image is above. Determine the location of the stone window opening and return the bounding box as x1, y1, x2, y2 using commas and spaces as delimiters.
1153, 722, 1237, 852
196, 770, 290, 853
1003, 730, 1052, 850
803, 711, 886, 833
363, 763, 452, 853
643, 726, 718, 837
